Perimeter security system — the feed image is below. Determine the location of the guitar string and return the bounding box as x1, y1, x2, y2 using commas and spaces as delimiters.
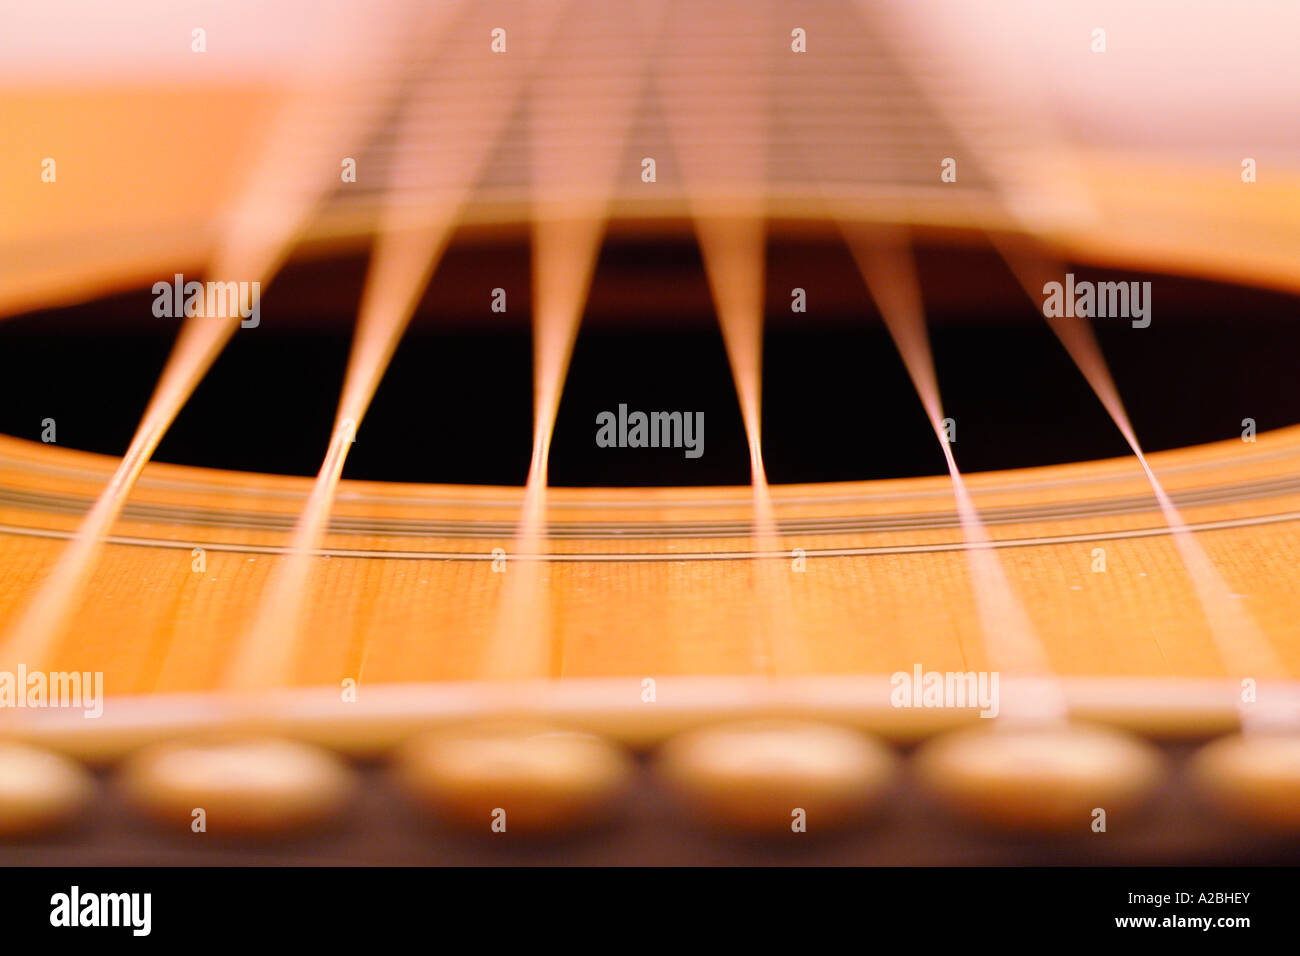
657, 0, 809, 677
3, 1, 1290, 713
221, 0, 567, 694
0, 5, 424, 680
479, 0, 668, 682
844, 224, 1068, 722
997, 243, 1290, 728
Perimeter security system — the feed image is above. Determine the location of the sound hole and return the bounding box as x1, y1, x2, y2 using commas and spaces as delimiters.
0, 234, 1295, 486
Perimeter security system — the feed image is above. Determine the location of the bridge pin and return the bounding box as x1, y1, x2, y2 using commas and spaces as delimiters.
117, 736, 356, 836
654, 719, 898, 835
1189, 733, 1300, 831
912, 722, 1165, 833
392, 722, 633, 835
0, 742, 94, 837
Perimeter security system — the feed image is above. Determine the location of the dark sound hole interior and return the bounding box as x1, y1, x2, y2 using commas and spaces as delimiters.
0, 233, 1296, 486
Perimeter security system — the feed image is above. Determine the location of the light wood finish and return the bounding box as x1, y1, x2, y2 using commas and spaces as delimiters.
3, 83, 1300, 758
3, 425, 1300, 686
0, 420, 1297, 753
5, 87, 1300, 320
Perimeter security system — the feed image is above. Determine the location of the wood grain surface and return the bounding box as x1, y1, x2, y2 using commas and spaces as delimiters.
0, 419, 1296, 756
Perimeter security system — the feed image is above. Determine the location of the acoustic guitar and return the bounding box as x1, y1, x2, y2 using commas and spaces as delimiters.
1, 0, 1298, 865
